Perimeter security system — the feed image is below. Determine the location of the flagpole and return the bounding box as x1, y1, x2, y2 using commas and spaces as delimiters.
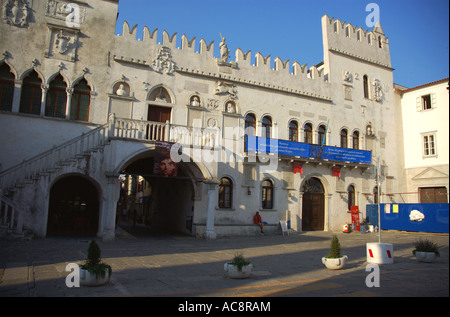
377, 156, 381, 243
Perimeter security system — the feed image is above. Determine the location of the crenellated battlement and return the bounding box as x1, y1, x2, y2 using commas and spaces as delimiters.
321, 15, 391, 69
114, 20, 331, 101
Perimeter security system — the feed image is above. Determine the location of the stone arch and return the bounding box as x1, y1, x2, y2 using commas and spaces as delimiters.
0, 60, 18, 80
113, 144, 213, 236
47, 173, 102, 236
147, 84, 176, 104
20, 67, 45, 83
300, 174, 331, 231
47, 71, 70, 87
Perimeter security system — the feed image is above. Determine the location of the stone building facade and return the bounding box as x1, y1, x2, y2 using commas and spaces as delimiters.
0, 0, 411, 240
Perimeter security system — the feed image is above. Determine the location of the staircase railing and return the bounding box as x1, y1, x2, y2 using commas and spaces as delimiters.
1, 114, 220, 193
0, 121, 110, 192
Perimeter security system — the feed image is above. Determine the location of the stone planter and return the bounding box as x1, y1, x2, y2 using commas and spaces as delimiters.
322, 255, 348, 270
224, 262, 253, 279
414, 251, 438, 263
80, 267, 111, 286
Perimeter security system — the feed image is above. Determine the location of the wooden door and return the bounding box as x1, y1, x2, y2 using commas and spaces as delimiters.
148, 105, 171, 123
147, 105, 171, 140
302, 178, 325, 231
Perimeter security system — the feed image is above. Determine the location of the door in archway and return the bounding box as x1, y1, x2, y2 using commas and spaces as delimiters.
47, 176, 99, 236
302, 177, 325, 231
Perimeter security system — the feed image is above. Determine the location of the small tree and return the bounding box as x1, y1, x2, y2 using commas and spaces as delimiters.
326, 235, 341, 258
81, 239, 112, 278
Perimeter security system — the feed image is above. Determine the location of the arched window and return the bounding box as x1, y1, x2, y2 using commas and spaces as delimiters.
340, 129, 348, 148
0, 64, 14, 112
289, 120, 298, 142
318, 124, 326, 146
352, 131, 360, 149
378, 36, 382, 48
218, 177, 233, 209
244, 113, 256, 151
363, 75, 369, 99
45, 74, 67, 118
304, 123, 313, 144
261, 116, 272, 139
261, 179, 274, 209
19, 70, 42, 115
348, 185, 355, 210
70, 78, 91, 121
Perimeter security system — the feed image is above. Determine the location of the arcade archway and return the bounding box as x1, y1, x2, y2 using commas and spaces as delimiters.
47, 175, 100, 236
119, 150, 204, 236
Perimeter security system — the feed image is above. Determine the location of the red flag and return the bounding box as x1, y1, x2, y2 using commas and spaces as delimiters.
293, 163, 303, 174
332, 166, 341, 177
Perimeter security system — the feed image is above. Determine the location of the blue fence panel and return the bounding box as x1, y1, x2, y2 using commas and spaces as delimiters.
366, 203, 449, 234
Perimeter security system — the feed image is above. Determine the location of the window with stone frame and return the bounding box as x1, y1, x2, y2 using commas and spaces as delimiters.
261, 179, 274, 209
289, 120, 299, 142
0, 63, 14, 112
218, 177, 233, 209
45, 74, 67, 118
19, 70, 42, 115
70, 78, 91, 121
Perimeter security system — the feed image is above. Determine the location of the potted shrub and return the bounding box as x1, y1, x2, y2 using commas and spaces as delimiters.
79, 239, 112, 286
322, 235, 348, 270
224, 252, 253, 279
412, 238, 440, 263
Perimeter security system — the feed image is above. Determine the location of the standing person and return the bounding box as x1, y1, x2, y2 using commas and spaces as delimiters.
254, 211, 264, 234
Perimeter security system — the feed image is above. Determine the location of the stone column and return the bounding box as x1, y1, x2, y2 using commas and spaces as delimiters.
65, 87, 73, 119
40, 85, 48, 117
11, 80, 22, 113
101, 174, 120, 241
204, 179, 218, 240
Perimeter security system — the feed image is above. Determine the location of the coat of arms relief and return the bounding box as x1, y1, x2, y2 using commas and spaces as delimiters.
2, 0, 32, 27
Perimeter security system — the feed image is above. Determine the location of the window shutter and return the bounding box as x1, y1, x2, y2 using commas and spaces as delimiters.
431, 93, 437, 109
416, 97, 422, 111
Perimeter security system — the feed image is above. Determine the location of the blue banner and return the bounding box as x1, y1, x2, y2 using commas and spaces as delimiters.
246, 136, 371, 164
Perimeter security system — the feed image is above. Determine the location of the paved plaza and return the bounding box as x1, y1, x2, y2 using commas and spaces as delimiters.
0, 221, 448, 299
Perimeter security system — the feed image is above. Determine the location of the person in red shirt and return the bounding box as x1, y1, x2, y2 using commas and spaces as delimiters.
254, 211, 264, 234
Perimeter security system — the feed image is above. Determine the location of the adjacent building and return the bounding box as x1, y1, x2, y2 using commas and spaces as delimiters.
395, 79, 449, 204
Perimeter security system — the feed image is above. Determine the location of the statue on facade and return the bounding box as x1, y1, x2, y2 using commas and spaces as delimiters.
219, 33, 230, 63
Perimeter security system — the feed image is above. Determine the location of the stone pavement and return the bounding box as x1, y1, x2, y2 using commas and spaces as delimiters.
0, 221, 448, 299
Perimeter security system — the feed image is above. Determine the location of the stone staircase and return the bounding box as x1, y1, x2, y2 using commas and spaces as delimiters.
0, 113, 218, 239
0, 118, 113, 239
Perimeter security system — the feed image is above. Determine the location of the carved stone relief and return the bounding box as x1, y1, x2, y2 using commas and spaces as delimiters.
207, 99, 219, 110
343, 70, 353, 84
46, 0, 86, 27
215, 81, 237, 99
152, 47, 176, 75
372, 79, 383, 102
2, 0, 32, 27
45, 27, 79, 62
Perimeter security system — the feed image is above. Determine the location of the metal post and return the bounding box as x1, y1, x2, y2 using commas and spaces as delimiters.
377, 156, 381, 243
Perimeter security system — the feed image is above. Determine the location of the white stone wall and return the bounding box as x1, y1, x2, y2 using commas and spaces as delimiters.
0, 1, 409, 237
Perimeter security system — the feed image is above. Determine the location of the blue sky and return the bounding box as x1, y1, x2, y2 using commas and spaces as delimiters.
115, 0, 449, 88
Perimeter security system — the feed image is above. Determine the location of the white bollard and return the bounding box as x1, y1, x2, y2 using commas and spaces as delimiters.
366, 242, 394, 264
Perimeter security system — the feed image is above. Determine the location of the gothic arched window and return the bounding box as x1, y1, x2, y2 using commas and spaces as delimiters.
19, 70, 42, 115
